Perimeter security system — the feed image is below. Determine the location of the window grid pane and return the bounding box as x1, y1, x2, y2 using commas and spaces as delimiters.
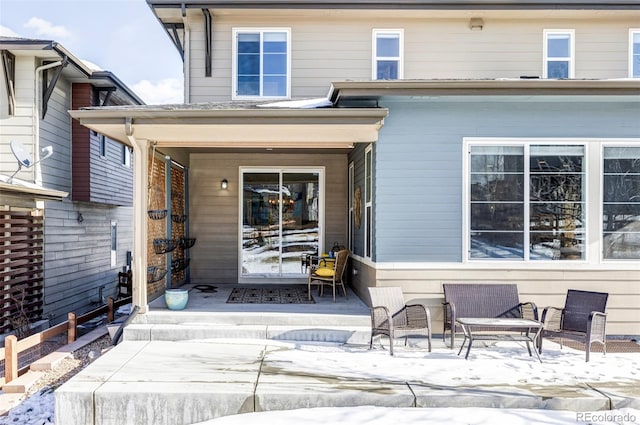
469, 146, 525, 259
373, 30, 401, 80
603, 147, 640, 259
529, 145, 585, 261
469, 144, 586, 261
632, 32, 640, 77
236, 30, 288, 97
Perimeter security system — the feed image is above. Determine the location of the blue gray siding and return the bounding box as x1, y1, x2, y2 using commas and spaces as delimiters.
373, 97, 640, 263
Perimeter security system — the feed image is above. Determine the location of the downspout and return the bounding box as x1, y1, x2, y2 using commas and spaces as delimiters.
34, 60, 62, 187
183, 11, 190, 102
125, 117, 150, 313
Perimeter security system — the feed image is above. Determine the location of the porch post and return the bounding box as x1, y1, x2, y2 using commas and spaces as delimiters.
129, 132, 149, 313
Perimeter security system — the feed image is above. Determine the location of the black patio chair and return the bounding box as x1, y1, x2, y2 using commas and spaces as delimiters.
537, 289, 608, 362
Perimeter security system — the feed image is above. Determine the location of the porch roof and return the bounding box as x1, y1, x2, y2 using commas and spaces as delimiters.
0, 175, 69, 201
69, 101, 388, 149
328, 78, 640, 105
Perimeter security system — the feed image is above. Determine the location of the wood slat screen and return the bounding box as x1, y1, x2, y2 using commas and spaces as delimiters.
0, 210, 44, 335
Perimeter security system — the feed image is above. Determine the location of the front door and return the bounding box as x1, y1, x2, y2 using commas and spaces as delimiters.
240, 168, 322, 280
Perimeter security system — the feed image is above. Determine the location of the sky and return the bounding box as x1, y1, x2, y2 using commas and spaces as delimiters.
0, 0, 184, 104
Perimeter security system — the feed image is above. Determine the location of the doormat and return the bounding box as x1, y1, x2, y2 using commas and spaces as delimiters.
226, 286, 314, 304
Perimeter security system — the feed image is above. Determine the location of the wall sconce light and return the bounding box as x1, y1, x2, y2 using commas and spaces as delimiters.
469, 17, 484, 31
221, 179, 228, 190
77, 212, 84, 223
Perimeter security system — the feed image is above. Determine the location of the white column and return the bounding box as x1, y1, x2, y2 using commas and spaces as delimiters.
129, 134, 149, 313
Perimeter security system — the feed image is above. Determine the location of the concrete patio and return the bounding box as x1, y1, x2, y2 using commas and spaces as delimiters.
55, 284, 640, 425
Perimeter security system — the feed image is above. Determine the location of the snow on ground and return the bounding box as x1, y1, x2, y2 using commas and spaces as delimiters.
2, 338, 639, 425
194, 406, 640, 425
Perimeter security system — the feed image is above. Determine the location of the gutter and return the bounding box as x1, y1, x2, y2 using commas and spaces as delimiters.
328, 79, 640, 103
146, 0, 640, 10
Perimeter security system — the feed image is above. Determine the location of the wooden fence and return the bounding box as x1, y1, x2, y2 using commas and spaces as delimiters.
1, 296, 132, 385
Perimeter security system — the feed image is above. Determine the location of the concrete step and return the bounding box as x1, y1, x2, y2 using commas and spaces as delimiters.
134, 310, 370, 327
123, 323, 371, 344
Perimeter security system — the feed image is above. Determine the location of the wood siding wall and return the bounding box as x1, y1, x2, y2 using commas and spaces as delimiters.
38, 71, 134, 325
186, 12, 638, 102
188, 152, 348, 284
71, 83, 133, 206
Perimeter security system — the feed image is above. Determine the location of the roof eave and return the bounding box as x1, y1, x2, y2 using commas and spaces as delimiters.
328, 79, 640, 103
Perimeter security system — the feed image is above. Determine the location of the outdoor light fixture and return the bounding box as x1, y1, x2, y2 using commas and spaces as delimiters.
469, 17, 484, 31
221, 179, 228, 190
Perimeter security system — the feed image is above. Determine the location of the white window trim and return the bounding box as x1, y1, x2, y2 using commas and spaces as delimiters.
543, 29, 575, 79
232, 27, 291, 100
372, 29, 404, 80
600, 141, 640, 262
629, 28, 640, 78
237, 166, 324, 283
348, 162, 354, 252
463, 137, 640, 268
364, 144, 373, 259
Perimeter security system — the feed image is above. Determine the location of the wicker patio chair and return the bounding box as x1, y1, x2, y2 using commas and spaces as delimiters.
537, 289, 608, 362
368, 287, 432, 355
442, 283, 538, 349
308, 249, 349, 302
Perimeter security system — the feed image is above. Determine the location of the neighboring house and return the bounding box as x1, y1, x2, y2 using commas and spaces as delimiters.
0, 37, 143, 334
71, 1, 640, 336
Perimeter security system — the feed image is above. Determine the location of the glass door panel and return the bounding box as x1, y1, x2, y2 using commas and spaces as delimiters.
281, 172, 319, 274
241, 170, 321, 278
242, 173, 280, 275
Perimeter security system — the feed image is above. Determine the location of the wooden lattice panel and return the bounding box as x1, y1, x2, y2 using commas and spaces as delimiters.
0, 210, 44, 334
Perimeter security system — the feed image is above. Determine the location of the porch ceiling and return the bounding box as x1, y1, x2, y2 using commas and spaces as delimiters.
69, 107, 388, 148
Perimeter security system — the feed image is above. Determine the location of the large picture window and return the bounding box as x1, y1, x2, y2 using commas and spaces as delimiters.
469, 143, 585, 261
603, 146, 640, 259
233, 28, 290, 98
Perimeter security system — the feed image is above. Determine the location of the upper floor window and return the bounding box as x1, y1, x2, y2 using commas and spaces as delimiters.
233, 28, 290, 99
630, 29, 640, 78
543, 30, 574, 79
372, 29, 403, 80
99, 135, 107, 157
468, 143, 585, 261
1, 50, 16, 115
122, 145, 131, 168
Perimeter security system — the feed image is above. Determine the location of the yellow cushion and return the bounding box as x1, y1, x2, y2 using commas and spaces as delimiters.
314, 267, 334, 277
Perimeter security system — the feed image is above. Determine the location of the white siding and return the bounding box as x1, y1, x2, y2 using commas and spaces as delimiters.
0, 56, 36, 181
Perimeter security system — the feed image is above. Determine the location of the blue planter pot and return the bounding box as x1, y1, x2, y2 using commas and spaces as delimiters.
165, 289, 188, 310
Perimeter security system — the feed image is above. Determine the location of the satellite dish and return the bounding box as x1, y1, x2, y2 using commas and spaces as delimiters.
11, 140, 32, 167
8, 140, 54, 182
